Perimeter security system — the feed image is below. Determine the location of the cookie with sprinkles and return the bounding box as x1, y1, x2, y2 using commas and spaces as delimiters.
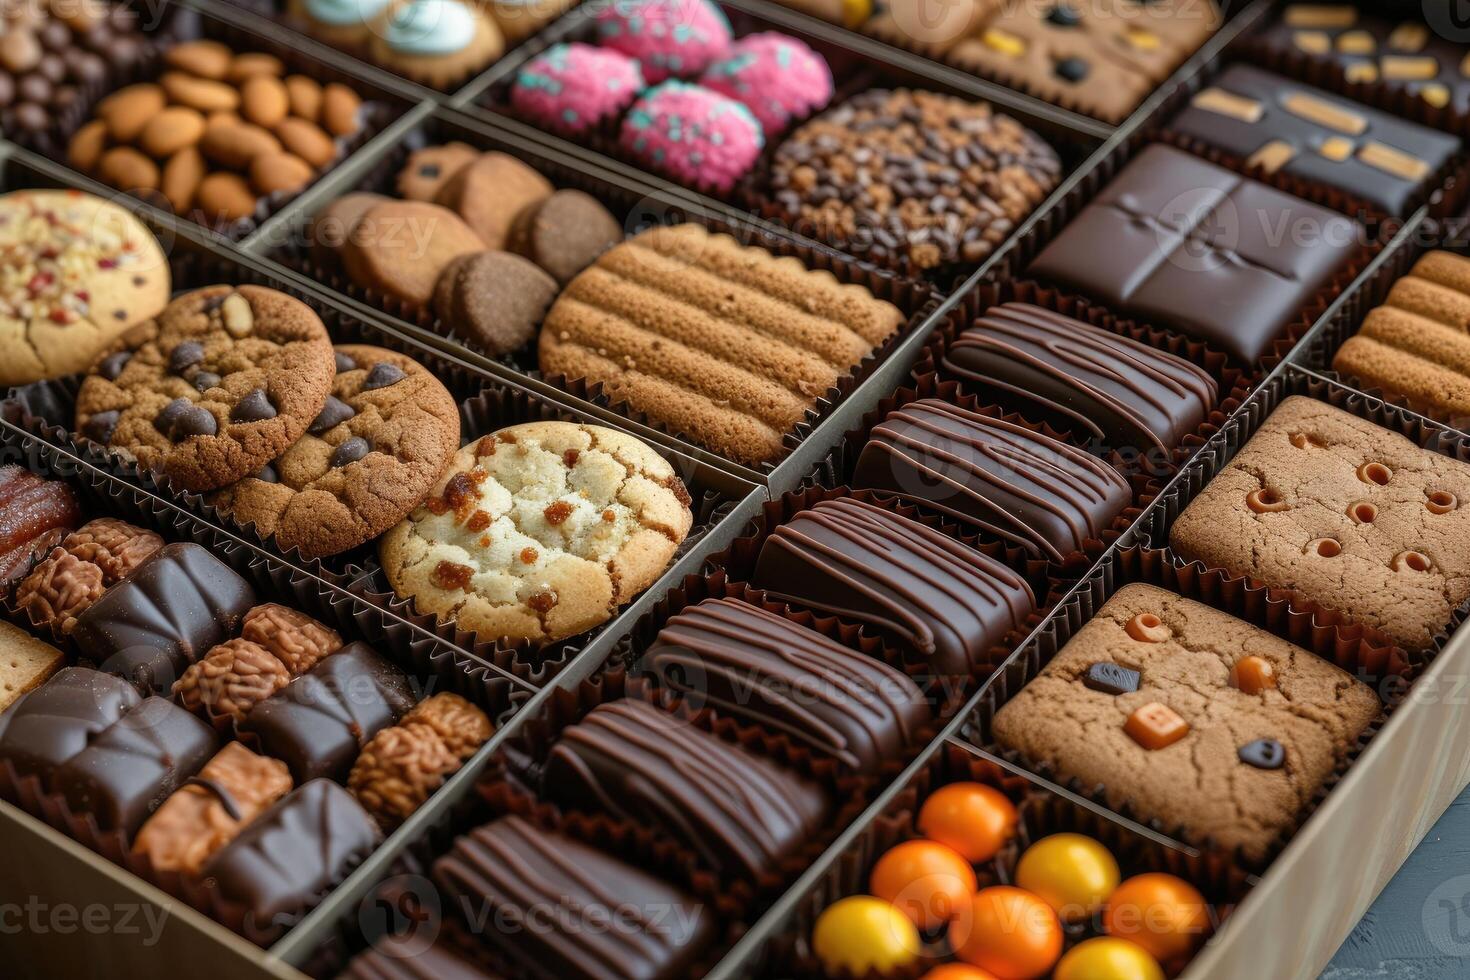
510, 42, 646, 134
75, 285, 336, 493
619, 81, 764, 193
0, 190, 170, 387
594, 0, 732, 82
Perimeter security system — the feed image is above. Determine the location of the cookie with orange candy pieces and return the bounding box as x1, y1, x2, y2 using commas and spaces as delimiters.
1104, 872, 1211, 966
869, 839, 977, 931
917, 781, 1018, 863
950, 886, 1063, 979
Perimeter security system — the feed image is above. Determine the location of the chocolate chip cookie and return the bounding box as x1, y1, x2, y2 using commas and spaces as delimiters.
209, 345, 460, 559
74, 285, 336, 492
380, 421, 693, 644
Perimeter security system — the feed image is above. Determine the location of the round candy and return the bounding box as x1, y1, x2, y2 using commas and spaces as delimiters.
698, 32, 833, 137
595, 0, 732, 82
921, 965, 1000, 980
917, 783, 1018, 863
619, 80, 763, 193
869, 840, 977, 931
950, 886, 1063, 979
1054, 938, 1165, 980
1015, 833, 1120, 923
510, 42, 645, 134
1104, 873, 1210, 964
812, 896, 922, 975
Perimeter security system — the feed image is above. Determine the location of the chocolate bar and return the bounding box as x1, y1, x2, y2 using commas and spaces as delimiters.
0, 667, 141, 779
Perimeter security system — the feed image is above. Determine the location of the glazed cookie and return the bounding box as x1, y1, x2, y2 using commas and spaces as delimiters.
380, 421, 694, 644
397, 143, 479, 201
209, 345, 461, 559
508, 190, 623, 285
432, 251, 557, 355
288, 0, 401, 49
340, 200, 486, 307
433, 152, 552, 250
0, 190, 171, 386
368, 0, 505, 89
74, 286, 336, 492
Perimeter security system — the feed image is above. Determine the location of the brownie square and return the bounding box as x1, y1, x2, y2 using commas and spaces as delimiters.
1028, 145, 1361, 363
1169, 64, 1460, 216
1170, 397, 1470, 649
991, 583, 1380, 861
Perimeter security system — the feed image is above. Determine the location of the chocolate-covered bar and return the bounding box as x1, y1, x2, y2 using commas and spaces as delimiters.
51, 696, 218, 838
852, 399, 1132, 561
0, 466, 79, 591
341, 936, 494, 980
643, 597, 930, 773
72, 542, 257, 694
0, 667, 141, 779
242, 642, 414, 783
203, 779, 379, 931
542, 699, 829, 878
938, 303, 1219, 456
433, 815, 714, 980
1028, 144, 1360, 363
753, 498, 1035, 675
1169, 65, 1459, 216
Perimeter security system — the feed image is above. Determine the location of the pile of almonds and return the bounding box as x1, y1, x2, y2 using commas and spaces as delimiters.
66, 39, 365, 225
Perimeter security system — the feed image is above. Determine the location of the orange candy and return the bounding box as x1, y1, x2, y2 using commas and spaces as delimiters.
1229, 656, 1276, 695
1124, 702, 1189, 750
917, 783, 1018, 863
950, 886, 1063, 979
870, 840, 978, 931
1105, 873, 1211, 965
921, 965, 1001, 980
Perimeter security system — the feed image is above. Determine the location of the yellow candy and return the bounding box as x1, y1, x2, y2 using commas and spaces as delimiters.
1054, 937, 1165, 980
981, 28, 1026, 58
841, 0, 872, 28
812, 896, 922, 975
1015, 833, 1120, 923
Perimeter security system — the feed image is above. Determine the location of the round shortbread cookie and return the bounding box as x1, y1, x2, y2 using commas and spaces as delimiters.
380, 421, 693, 644
74, 285, 335, 492
0, 190, 171, 386
209, 344, 461, 559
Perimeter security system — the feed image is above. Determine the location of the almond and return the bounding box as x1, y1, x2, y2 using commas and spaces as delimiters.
165, 40, 233, 80
161, 71, 240, 113
321, 83, 362, 137
97, 147, 160, 193
201, 119, 283, 169
139, 106, 207, 158
162, 147, 207, 215
196, 173, 258, 224
228, 52, 285, 82
284, 75, 322, 123
250, 152, 314, 196
241, 75, 289, 129
67, 119, 109, 173
96, 83, 165, 142
274, 117, 335, 169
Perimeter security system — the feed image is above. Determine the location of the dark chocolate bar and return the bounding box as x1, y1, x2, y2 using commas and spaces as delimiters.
341, 936, 495, 980
937, 303, 1218, 456
0, 667, 141, 779
242, 642, 415, 783
541, 699, 829, 878
51, 696, 218, 838
852, 399, 1132, 561
1028, 144, 1360, 363
72, 542, 257, 694
433, 815, 714, 980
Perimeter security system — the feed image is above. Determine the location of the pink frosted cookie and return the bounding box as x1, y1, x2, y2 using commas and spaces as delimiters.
511, 42, 646, 133
619, 80, 763, 192
594, 0, 732, 82
699, 32, 833, 136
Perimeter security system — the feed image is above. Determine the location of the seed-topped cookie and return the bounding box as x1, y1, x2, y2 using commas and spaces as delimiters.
0, 190, 171, 386
74, 285, 335, 492
380, 421, 693, 645
209, 345, 460, 559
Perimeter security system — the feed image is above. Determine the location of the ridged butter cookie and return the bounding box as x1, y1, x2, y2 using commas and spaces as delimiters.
209, 345, 460, 559
538, 223, 905, 465
75, 285, 335, 492
380, 421, 693, 644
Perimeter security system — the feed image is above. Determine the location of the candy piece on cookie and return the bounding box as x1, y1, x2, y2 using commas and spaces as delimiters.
432, 251, 556, 355
620, 80, 763, 193
510, 42, 645, 134
380, 421, 694, 644
340, 200, 486, 307
699, 32, 834, 136
509, 190, 623, 285
433, 152, 552, 250
368, 0, 504, 89
595, 0, 732, 82
0, 190, 171, 386
209, 345, 460, 559
74, 285, 337, 492
397, 142, 479, 201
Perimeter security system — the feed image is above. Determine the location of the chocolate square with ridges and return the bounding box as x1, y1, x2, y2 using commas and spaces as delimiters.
1082, 661, 1142, 695
0, 667, 140, 779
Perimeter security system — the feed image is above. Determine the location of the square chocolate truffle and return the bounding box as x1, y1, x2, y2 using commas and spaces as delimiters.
1028, 145, 1361, 363
752, 497, 1035, 675
1169, 65, 1460, 216
1170, 397, 1470, 649
541, 699, 829, 879
1332, 251, 1470, 423
853, 399, 1132, 561
642, 597, 931, 773
0, 666, 140, 779
991, 583, 1380, 861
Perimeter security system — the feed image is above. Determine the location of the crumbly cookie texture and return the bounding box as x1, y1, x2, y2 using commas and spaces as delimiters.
992, 583, 1380, 862
401, 692, 493, 760
208, 345, 461, 559
380, 421, 693, 644
348, 722, 461, 829
1170, 396, 1470, 650
74, 285, 336, 493
538, 223, 904, 465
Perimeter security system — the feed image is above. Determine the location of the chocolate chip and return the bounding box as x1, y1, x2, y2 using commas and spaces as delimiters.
1081, 662, 1140, 695
362, 363, 405, 390
331, 437, 370, 468
82, 410, 119, 445
419, 163, 441, 178
192, 371, 221, 393
98, 350, 131, 381
254, 463, 279, 484
1047, 3, 1082, 25
154, 397, 191, 437
308, 395, 355, 435
334, 351, 357, 373
1055, 57, 1090, 82
1238, 739, 1286, 770
230, 388, 276, 423
168, 341, 204, 375
172, 406, 217, 440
